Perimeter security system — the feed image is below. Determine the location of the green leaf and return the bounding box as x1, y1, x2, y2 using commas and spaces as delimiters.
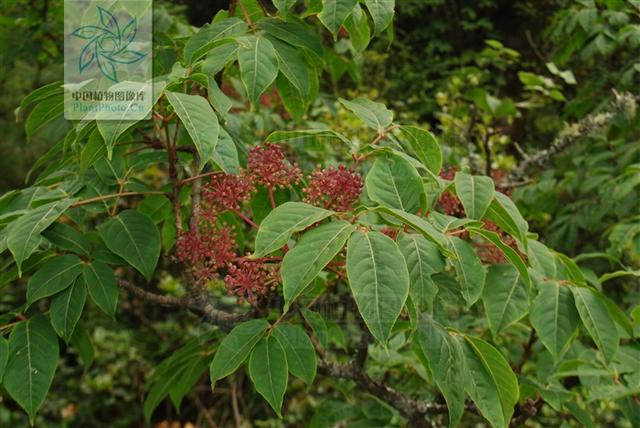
454, 171, 495, 219
318, 0, 358, 38
273, 323, 316, 385
82, 261, 118, 317
300, 308, 329, 349
211, 128, 240, 174
43, 223, 91, 256
571, 286, 619, 364
530, 282, 579, 357
448, 236, 486, 307
0, 336, 8, 382
599, 269, 640, 283
70, 325, 94, 369
346, 231, 409, 344
468, 227, 531, 290
484, 192, 528, 246
253, 202, 334, 257
363, 0, 395, 34
338, 97, 392, 131
184, 18, 248, 63
398, 126, 442, 175
207, 77, 233, 121
97, 210, 160, 281
8, 199, 73, 275
527, 240, 557, 279
343, 4, 371, 52
165, 91, 219, 168
50, 278, 86, 342
415, 315, 465, 428
27, 254, 83, 306
248, 336, 288, 416
268, 36, 314, 99
273, 0, 297, 13
15, 80, 63, 120
377, 207, 449, 251
3, 315, 59, 424
281, 221, 355, 311
25, 95, 64, 139
209, 319, 269, 386
482, 264, 528, 336
397, 232, 444, 312
201, 41, 239, 75
366, 153, 424, 214
96, 81, 165, 158
463, 335, 519, 428
80, 129, 106, 173
256, 18, 323, 61
237, 35, 279, 107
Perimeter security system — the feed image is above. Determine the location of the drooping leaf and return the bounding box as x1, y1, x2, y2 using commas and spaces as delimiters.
8, 199, 73, 275
468, 227, 531, 290
43, 223, 91, 256
338, 97, 392, 131
248, 336, 288, 416
184, 18, 248, 63
3, 315, 59, 424
211, 127, 240, 174
530, 281, 580, 357
82, 261, 118, 317
273, 323, 316, 385
26, 254, 84, 306
366, 153, 424, 214
454, 171, 495, 220
209, 319, 269, 386
482, 264, 528, 336
398, 126, 442, 175
165, 91, 219, 168
318, 0, 358, 38
97, 210, 160, 281
377, 207, 449, 251
236, 35, 279, 107
363, 0, 395, 34
343, 4, 371, 52
448, 236, 486, 307
281, 221, 355, 311
25, 95, 64, 139
70, 325, 94, 369
463, 335, 519, 428
397, 232, 444, 312
257, 18, 323, 62
50, 278, 87, 342
253, 202, 334, 257
346, 231, 409, 344
484, 192, 528, 247
415, 315, 466, 428
0, 336, 8, 382
571, 286, 620, 364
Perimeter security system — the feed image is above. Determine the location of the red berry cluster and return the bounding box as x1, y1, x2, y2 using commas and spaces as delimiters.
303, 165, 363, 211
247, 143, 302, 189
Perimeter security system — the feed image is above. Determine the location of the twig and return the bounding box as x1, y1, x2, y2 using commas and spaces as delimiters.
70, 191, 168, 208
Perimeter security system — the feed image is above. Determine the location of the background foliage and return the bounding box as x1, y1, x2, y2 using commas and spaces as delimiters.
0, 0, 638, 427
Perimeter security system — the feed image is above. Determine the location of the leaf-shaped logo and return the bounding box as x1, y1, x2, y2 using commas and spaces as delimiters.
71, 6, 146, 82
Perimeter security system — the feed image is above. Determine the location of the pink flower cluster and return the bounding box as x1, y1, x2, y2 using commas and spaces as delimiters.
247, 143, 302, 189
436, 167, 465, 217
224, 260, 276, 305
303, 165, 363, 211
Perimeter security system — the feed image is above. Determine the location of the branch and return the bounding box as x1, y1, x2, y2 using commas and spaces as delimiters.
509, 91, 636, 182
117, 280, 251, 330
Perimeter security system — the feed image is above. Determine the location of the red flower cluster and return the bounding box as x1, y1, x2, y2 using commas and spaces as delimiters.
176, 224, 237, 281
436, 167, 465, 217
224, 260, 276, 304
303, 165, 363, 211
202, 173, 254, 212
247, 143, 302, 189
